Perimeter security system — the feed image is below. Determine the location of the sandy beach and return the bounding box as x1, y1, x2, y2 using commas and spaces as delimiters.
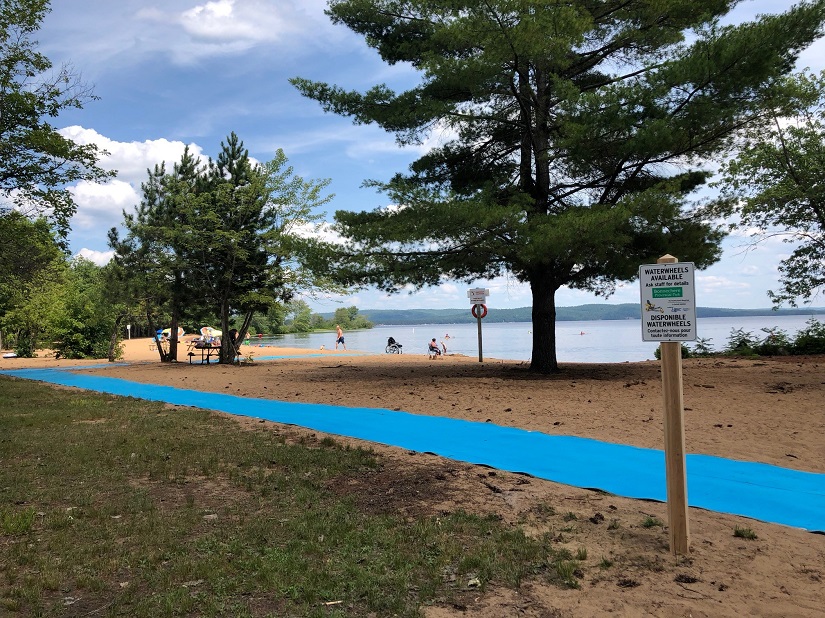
2, 337, 824, 617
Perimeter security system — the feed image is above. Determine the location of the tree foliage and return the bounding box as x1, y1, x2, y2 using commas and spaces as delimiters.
715, 70, 825, 307
0, 212, 64, 354
0, 0, 112, 242
0, 236, 119, 359
293, 0, 825, 372
110, 134, 335, 363
51, 258, 123, 360
0, 211, 62, 314
329, 305, 373, 331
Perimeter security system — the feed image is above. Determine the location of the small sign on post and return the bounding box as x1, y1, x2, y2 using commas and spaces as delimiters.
467, 288, 489, 362
467, 288, 489, 304
639, 261, 696, 342
639, 255, 692, 556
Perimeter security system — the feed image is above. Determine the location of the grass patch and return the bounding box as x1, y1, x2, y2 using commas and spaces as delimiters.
641, 516, 664, 529
0, 507, 36, 535
733, 526, 758, 540
0, 376, 577, 617
553, 559, 581, 589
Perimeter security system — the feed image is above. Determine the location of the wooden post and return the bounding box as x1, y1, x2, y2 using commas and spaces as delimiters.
476, 308, 484, 363
658, 254, 690, 555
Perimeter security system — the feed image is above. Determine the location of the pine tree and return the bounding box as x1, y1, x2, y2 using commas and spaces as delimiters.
112, 134, 334, 364
292, 0, 825, 372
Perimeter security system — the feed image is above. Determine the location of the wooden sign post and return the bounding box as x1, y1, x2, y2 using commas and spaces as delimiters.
660, 336, 689, 555
639, 254, 694, 556
467, 288, 489, 362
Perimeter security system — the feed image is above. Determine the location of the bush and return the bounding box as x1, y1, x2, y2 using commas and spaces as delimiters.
13, 334, 37, 358
753, 327, 791, 356
723, 328, 758, 356
689, 337, 715, 357
654, 343, 691, 360
55, 328, 113, 359
792, 318, 825, 355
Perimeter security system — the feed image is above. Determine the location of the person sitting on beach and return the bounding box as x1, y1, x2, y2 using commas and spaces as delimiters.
429, 338, 442, 358
229, 329, 242, 358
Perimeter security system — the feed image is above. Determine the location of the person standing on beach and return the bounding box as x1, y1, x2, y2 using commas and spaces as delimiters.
335, 324, 346, 350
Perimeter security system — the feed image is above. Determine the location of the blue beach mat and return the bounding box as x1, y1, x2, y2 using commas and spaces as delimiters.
3, 366, 824, 532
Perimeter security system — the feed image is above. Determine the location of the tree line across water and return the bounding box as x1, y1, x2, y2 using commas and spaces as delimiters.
353, 305, 825, 326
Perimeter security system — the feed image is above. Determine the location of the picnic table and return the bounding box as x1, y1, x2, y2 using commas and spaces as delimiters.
188, 344, 219, 364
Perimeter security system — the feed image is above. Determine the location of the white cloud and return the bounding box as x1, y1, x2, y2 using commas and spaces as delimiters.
697, 274, 749, 292
344, 138, 408, 161
68, 180, 140, 232
58, 127, 211, 234
74, 248, 115, 266
40, 1, 351, 75
133, 0, 339, 64
292, 221, 344, 245
59, 127, 206, 184
178, 0, 287, 42
275, 123, 402, 160
342, 120, 456, 161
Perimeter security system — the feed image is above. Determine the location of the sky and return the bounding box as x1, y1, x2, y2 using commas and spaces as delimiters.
32, 0, 825, 312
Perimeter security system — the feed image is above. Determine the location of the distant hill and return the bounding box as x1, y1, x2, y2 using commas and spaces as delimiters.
337, 304, 825, 325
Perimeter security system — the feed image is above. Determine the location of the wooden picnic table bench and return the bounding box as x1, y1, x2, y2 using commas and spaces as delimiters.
188, 344, 219, 364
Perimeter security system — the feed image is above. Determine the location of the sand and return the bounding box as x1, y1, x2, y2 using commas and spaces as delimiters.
2, 338, 824, 617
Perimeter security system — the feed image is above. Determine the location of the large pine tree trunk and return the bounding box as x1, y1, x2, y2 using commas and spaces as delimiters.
219, 300, 234, 364
169, 311, 180, 362
529, 272, 559, 373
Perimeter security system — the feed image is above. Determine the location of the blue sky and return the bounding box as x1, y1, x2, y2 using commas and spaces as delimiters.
36, 0, 825, 311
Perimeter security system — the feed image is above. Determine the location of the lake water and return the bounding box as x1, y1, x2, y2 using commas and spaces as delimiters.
256, 314, 821, 363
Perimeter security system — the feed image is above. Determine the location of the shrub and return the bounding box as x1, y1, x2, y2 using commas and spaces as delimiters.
791, 318, 825, 355
733, 526, 758, 540
13, 334, 37, 358
753, 327, 791, 356
723, 328, 758, 356
689, 337, 715, 357
654, 343, 691, 360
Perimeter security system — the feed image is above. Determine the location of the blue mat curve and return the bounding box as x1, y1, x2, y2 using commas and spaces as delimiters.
2, 366, 823, 532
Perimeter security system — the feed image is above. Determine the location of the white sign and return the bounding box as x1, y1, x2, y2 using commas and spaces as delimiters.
639, 262, 696, 342
467, 288, 490, 304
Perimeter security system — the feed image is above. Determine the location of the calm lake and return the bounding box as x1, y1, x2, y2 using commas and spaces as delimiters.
257, 314, 822, 363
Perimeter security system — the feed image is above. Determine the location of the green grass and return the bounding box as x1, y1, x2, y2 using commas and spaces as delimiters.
733, 526, 758, 540
0, 376, 578, 617
0, 507, 35, 535
641, 516, 664, 529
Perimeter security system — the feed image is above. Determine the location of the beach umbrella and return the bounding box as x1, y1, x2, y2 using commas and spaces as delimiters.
200, 326, 223, 338
162, 327, 185, 338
